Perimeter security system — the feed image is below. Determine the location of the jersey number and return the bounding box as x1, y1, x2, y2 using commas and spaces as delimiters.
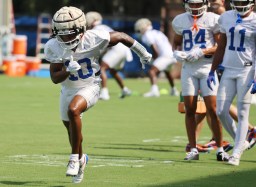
65, 58, 93, 81
228, 27, 246, 52
182, 29, 206, 51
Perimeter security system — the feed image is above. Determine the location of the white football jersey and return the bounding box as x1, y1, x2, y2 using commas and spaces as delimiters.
142, 29, 173, 57
44, 30, 110, 88
172, 12, 220, 67
92, 24, 133, 62
219, 10, 256, 69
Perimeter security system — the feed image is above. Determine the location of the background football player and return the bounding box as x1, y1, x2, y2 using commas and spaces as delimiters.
208, 0, 256, 166
172, 0, 228, 161
134, 18, 179, 97
44, 6, 152, 183
86, 11, 133, 100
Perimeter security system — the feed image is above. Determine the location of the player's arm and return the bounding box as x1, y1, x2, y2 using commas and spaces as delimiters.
49, 62, 70, 84
172, 33, 183, 50
201, 33, 220, 56
108, 31, 152, 67
108, 31, 135, 47
210, 32, 226, 72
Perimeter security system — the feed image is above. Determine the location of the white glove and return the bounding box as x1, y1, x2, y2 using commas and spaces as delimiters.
173, 50, 188, 63
66, 56, 81, 74
187, 48, 204, 63
140, 53, 152, 69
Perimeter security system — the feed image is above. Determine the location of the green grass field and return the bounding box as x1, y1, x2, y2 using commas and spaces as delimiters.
1, 75, 256, 187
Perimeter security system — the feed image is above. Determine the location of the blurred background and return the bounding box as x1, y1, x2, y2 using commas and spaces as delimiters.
0, 0, 184, 78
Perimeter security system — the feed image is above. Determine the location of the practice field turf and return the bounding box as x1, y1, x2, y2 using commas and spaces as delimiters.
1, 75, 256, 187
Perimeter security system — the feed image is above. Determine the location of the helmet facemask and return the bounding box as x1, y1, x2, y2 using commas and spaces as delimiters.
230, 0, 255, 16
184, 0, 208, 17
52, 6, 86, 50
54, 28, 84, 50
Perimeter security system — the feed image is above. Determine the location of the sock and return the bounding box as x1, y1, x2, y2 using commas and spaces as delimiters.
191, 148, 198, 153
70, 154, 79, 161
217, 147, 224, 153
151, 84, 158, 92
79, 154, 85, 164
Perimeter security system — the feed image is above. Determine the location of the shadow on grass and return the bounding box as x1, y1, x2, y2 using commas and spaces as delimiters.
0, 181, 49, 186
0, 180, 68, 187
144, 168, 256, 187
92, 143, 185, 153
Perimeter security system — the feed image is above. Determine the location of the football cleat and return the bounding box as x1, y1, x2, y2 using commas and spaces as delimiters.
227, 155, 240, 166
247, 127, 256, 149
99, 88, 110, 100
186, 143, 212, 153
72, 154, 89, 183
66, 160, 80, 176
143, 90, 160, 97
216, 151, 229, 162
120, 87, 132, 99
242, 140, 250, 151
170, 87, 179, 96
184, 151, 199, 160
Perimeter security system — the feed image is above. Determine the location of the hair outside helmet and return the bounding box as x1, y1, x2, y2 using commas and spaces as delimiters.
52, 6, 86, 50
230, 0, 255, 16
85, 11, 103, 29
183, 0, 209, 17
134, 18, 152, 34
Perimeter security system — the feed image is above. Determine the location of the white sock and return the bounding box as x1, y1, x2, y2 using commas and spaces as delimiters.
151, 85, 158, 92
217, 147, 224, 153
70, 154, 79, 161
79, 154, 85, 164
191, 148, 198, 153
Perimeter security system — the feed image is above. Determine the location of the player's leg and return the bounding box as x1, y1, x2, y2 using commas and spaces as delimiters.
62, 121, 71, 146
184, 95, 199, 160
109, 68, 132, 98
66, 85, 100, 178
216, 69, 237, 140
66, 95, 87, 176
195, 113, 206, 141
143, 65, 160, 97
200, 71, 229, 161
99, 62, 110, 100
228, 69, 253, 166
164, 69, 179, 96
182, 68, 199, 160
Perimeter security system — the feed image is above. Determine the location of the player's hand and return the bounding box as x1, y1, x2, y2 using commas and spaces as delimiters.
207, 71, 216, 91
173, 50, 188, 63
249, 80, 256, 94
66, 56, 81, 73
140, 53, 152, 69
187, 48, 204, 63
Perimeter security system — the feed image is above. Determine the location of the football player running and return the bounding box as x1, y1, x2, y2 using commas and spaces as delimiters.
85, 11, 133, 100
207, 0, 256, 166
172, 0, 228, 161
134, 18, 179, 97
44, 6, 152, 183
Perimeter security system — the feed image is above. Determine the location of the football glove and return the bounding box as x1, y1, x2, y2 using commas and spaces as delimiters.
140, 53, 152, 69
207, 71, 216, 91
173, 50, 188, 63
187, 47, 204, 63
66, 56, 81, 74
249, 80, 256, 94
130, 40, 152, 69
